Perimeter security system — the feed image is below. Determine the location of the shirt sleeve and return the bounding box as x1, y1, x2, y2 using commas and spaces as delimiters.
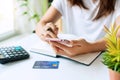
116, 9, 120, 18
115, 0, 120, 19
51, 0, 63, 15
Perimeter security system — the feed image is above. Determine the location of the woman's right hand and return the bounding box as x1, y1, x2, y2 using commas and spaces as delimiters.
36, 22, 58, 41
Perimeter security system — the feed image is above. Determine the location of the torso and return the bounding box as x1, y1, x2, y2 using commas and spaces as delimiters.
52, 0, 120, 41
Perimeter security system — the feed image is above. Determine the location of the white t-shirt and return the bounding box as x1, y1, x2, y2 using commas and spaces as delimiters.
52, 0, 120, 41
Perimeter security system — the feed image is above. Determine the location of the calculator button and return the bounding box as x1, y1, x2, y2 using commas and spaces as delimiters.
22, 51, 26, 53
5, 55, 9, 58
2, 51, 6, 53
17, 51, 21, 54
9, 54, 14, 57
15, 47, 22, 50
24, 53, 28, 55
19, 54, 23, 56
6, 51, 10, 53
7, 52, 12, 54
14, 54, 19, 57
0, 54, 5, 59
13, 52, 17, 54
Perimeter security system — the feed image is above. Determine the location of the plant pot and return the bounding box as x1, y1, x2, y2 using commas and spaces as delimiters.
109, 69, 120, 80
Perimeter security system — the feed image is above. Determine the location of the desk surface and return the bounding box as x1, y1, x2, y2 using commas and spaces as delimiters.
0, 34, 109, 80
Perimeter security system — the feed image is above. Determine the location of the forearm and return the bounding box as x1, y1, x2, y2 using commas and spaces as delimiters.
35, 6, 61, 37
36, 20, 58, 40
89, 39, 107, 52
89, 15, 120, 52
115, 15, 120, 37
35, 20, 46, 37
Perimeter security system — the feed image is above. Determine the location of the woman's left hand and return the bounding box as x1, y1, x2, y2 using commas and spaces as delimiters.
50, 39, 92, 57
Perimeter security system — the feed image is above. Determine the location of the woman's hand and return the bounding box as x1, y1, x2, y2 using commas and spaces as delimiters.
36, 22, 58, 41
50, 39, 92, 57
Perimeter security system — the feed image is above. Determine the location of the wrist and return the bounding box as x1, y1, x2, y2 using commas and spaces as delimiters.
88, 39, 106, 52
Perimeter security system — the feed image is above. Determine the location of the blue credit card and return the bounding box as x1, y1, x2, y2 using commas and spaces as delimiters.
33, 61, 59, 69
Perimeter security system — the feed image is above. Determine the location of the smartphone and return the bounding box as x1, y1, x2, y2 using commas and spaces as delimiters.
45, 38, 73, 47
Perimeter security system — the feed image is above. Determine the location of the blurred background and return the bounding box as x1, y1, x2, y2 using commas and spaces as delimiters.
0, 0, 62, 41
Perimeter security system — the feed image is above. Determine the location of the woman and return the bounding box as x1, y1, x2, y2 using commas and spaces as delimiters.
36, 0, 120, 57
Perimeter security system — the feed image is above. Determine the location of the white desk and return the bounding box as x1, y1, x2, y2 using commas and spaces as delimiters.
0, 34, 109, 80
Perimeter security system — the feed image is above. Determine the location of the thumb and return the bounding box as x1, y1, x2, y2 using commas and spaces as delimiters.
71, 39, 85, 46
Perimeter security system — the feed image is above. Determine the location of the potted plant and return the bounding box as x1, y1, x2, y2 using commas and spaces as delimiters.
102, 24, 120, 80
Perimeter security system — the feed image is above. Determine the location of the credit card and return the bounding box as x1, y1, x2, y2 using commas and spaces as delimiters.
33, 61, 59, 69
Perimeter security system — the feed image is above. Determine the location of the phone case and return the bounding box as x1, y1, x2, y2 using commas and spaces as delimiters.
45, 38, 73, 47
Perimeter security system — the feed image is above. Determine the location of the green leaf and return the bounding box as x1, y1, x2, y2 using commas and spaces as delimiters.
102, 24, 120, 73
114, 62, 120, 72
20, 3, 28, 7
29, 13, 40, 22
22, 11, 28, 15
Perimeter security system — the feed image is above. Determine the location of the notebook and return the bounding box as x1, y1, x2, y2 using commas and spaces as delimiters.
30, 34, 101, 66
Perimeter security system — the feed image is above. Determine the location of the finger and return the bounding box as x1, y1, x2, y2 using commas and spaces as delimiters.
46, 22, 57, 31
55, 27, 58, 34
45, 31, 57, 38
50, 43, 67, 56
56, 49, 67, 55
38, 34, 46, 40
56, 49, 73, 57
45, 23, 57, 34
50, 41, 69, 50
45, 34, 51, 38
71, 39, 85, 46
46, 27, 55, 34
50, 42, 75, 57
44, 26, 57, 38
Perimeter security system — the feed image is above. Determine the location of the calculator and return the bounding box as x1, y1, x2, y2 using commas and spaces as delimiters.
0, 46, 30, 64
